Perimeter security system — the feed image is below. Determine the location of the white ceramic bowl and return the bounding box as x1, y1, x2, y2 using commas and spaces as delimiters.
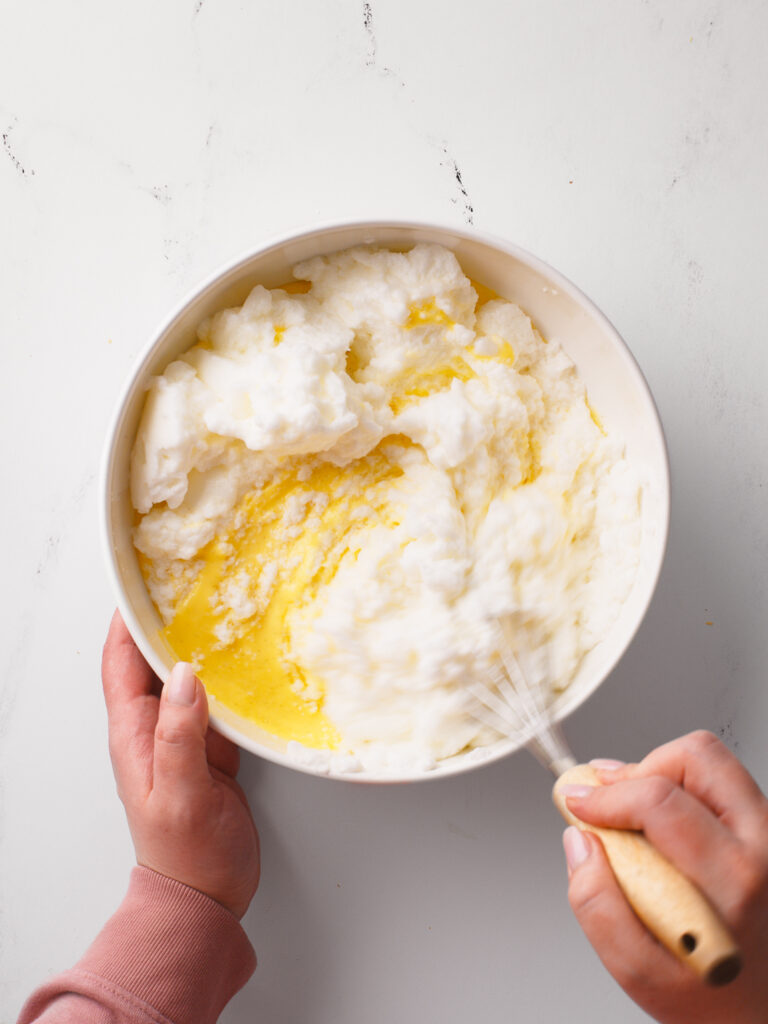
101, 220, 670, 782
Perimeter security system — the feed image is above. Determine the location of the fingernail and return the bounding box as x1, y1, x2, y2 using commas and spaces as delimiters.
166, 663, 198, 706
590, 758, 625, 771
563, 826, 591, 870
558, 783, 595, 798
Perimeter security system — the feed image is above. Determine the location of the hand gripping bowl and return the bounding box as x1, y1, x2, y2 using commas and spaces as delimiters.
101, 220, 670, 783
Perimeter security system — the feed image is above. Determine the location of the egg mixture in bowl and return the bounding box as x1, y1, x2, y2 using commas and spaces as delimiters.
103, 223, 669, 781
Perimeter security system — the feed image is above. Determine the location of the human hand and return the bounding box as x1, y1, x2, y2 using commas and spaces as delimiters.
101, 611, 260, 919
561, 730, 768, 1024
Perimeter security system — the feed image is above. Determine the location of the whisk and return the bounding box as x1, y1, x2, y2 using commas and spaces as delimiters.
468, 616, 742, 987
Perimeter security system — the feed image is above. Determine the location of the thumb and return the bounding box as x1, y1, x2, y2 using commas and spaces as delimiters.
153, 663, 211, 794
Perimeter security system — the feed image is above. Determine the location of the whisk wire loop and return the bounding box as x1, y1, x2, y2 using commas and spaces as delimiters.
469, 618, 576, 776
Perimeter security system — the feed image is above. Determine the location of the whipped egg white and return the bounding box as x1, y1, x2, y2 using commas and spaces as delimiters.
130, 244, 641, 774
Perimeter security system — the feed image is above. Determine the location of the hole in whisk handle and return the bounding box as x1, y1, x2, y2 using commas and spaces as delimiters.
679, 933, 742, 987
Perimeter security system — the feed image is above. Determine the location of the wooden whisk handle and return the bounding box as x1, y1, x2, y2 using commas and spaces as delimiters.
553, 764, 741, 986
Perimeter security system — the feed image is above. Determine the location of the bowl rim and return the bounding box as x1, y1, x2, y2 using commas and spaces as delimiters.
100, 217, 671, 783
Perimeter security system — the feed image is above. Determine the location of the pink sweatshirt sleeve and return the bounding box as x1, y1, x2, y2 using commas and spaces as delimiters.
17, 867, 256, 1024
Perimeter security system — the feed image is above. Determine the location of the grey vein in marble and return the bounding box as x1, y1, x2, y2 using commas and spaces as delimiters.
441, 146, 475, 225
147, 184, 173, 206
361, 2, 402, 83
2, 121, 35, 179
35, 534, 62, 579
0, 613, 32, 742
0, 468, 99, 740
363, 2, 376, 67
360, 2, 475, 228
34, 470, 97, 584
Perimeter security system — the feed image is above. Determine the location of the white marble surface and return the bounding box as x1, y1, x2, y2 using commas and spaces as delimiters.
2, 1, 767, 1021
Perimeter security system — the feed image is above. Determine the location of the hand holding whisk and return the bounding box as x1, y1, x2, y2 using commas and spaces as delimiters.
468, 616, 742, 987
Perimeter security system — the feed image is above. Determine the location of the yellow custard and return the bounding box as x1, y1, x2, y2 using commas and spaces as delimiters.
162, 442, 408, 746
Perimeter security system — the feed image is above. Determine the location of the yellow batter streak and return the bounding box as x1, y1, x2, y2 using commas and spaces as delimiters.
145, 280, 515, 748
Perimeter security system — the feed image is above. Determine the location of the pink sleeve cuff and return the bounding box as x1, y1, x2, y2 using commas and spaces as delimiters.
18, 867, 256, 1024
